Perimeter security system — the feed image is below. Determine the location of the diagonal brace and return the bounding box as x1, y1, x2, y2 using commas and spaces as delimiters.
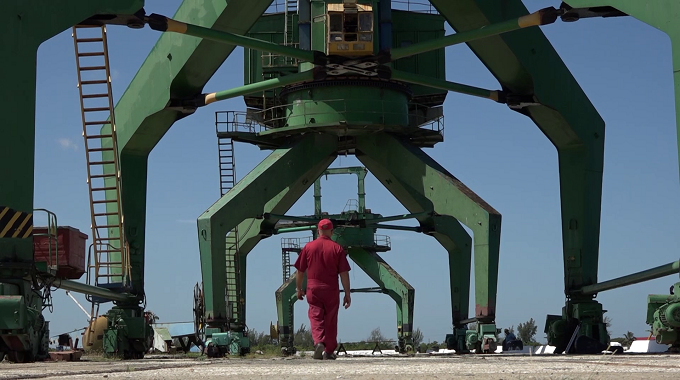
390, 7, 561, 60
146, 13, 322, 64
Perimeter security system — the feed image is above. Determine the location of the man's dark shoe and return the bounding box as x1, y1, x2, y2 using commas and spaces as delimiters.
313, 343, 325, 360
322, 351, 337, 360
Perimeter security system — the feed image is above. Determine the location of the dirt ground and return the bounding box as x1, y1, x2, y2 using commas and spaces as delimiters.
2, 353, 680, 379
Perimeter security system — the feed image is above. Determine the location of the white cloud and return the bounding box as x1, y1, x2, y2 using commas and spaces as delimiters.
57, 138, 78, 151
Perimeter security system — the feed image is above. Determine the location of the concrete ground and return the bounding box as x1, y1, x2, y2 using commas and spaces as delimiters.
2, 353, 680, 379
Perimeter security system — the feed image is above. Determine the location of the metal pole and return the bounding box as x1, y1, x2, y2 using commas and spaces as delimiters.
390, 70, 502, 101
54, 279, 134, 303
389, 7, 560, 60
373, 224, 422, 232
364, 211, 432, 224
146, 14, 318, 64
205, 70, 314, 104
578, 260, 680, 295
64, 290, 92, 321
274, 225, 318, 234
265, 213, 320, 223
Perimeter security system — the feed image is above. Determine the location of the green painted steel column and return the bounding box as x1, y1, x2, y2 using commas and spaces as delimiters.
275, 271, 306, 349
430, 0, 605, 299
197, 134, 337, 324
347, 247, 415, 346
426, 216, 473, 327
356, 133, 501, 323
563, 0, 680, 194
314, 179, 322, 216
0, 0, 144, 361
106, 0, 274, 301
0, 0, 143, 261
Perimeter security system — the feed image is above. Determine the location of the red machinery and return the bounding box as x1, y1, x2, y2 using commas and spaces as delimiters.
33, 226, 87, 280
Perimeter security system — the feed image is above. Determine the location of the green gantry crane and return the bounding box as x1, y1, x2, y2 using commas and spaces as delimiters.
4, 0, 680, 361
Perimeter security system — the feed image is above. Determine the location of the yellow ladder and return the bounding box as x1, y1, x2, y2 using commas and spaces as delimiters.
72, 25, 131, 301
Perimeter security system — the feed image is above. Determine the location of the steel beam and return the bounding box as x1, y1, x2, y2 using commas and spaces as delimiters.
146, 14, 318, 63
390, 70, 502, 101
315, 167, 368, 214
197, 133, 337, 324
105, 0, 273, 301
204, 70, 314, 105
430, 0, 605, 298
578, 260, 680, 296
54, 279, 134, 303
563, 0, 680, 198
347, 247, 415, 346
390, 7, 560, 60
356, 132, 501, 323
275, 271, 305, 349
425, 215, 473, 328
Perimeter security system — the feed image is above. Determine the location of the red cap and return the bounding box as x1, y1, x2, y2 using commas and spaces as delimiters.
318, 219, 333, 231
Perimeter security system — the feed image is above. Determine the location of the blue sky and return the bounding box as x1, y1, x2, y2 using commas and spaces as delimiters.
33, 0, 680, 344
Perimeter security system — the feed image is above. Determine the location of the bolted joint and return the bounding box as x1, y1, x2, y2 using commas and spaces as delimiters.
146, 13, 169, 32
167, 96, 206, 112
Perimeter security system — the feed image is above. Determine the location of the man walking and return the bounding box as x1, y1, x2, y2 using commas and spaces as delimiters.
294, 218, 351, 360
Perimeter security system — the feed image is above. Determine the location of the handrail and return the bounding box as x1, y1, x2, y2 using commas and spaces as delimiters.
33, 208, 58, 273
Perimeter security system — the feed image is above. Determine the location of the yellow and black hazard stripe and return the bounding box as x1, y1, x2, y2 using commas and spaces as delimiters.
0, 206, 33, 238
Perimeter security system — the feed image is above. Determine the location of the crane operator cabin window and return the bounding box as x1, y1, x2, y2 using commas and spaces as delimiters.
327, 3, 374, 56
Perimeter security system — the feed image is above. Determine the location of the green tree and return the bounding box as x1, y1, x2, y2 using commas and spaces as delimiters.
517, 318, 538, 344
368, 327, 387, 342
621, 331, 636, 348
412, 328, 424, 347
293, 324, 314, 349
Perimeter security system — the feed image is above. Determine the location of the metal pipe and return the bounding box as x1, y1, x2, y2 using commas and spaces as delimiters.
389, 7, 560, 60
340, 287, 387, 294
204, 70, 314, 105
146, 14, 317, 63
274, 225, 317, 234
373, 224, 422, 232
390, 70, 502, 101
364, 211, 432, 224
265, 213, 319, 223
65, 290, 92, 321
578, 260, 680, 295
54, 279, 134, 303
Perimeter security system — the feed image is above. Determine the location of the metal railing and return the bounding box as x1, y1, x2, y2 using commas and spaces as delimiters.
256, 98, 440, 129
267, 1, 436, 15
33, 208, 59, 273
392, 0, 439, 14
374, 234, 391, 249
216, 100, 445, 137
266, 0, 297, 15
343, 199, 359, 213
216, 110, 267, 135
261, 43, 300, 69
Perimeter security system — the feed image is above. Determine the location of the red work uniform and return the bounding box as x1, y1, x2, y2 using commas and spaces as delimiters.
294, 235, 351, 354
